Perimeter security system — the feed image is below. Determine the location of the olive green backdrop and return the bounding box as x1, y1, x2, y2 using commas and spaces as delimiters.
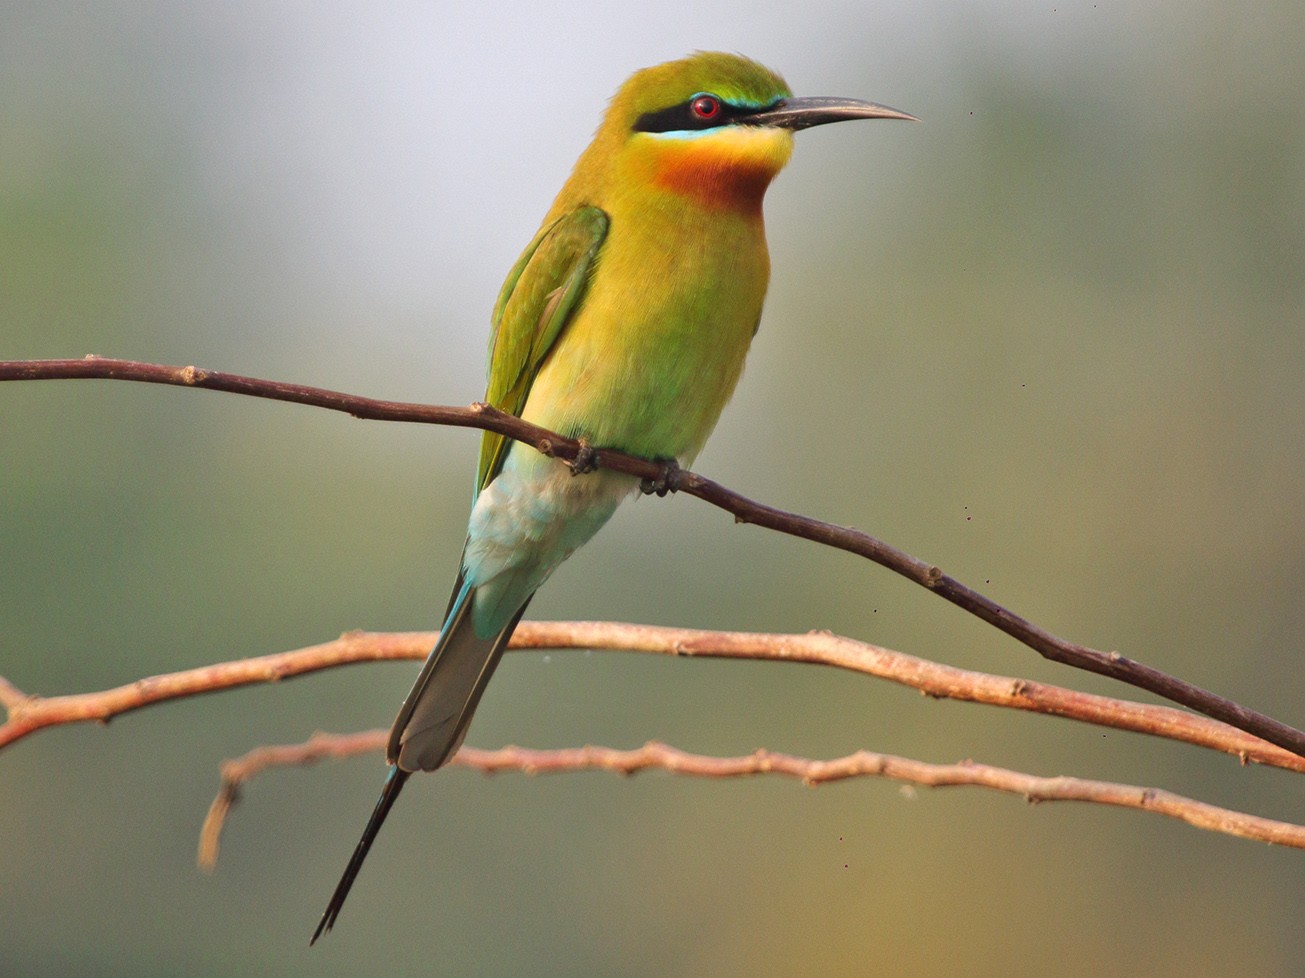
3, 2, 1303, 975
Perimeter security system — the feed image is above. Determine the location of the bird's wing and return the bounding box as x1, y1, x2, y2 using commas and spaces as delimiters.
476, 205, 610, 494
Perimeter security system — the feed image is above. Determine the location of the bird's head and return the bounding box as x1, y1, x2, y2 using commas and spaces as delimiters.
573, 52, 915, 215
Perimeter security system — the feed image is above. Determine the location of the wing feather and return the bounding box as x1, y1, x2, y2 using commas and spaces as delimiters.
476, 206, 609, 493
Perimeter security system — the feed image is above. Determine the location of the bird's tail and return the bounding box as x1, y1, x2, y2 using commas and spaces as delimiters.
388, 579, 532, 771
311, 580, 529, 942
311, 765, 409, 944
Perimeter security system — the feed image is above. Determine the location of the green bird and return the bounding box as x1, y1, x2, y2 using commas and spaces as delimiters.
312, 51, 913, 941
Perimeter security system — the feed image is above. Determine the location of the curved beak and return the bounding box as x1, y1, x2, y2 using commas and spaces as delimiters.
745, 96, 918, 130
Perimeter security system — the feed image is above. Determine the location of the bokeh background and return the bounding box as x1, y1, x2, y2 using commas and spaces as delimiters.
3, 2, 1303, 975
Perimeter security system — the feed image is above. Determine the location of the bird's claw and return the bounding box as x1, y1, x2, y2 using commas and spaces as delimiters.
568, 437, 598, 476
640, 459, 683, 497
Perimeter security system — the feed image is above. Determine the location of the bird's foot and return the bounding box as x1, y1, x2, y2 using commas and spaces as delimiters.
640, 458, 683, 497
568, 437, 598, 476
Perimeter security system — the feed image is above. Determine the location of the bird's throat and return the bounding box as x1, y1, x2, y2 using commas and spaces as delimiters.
636, 128, 793, 214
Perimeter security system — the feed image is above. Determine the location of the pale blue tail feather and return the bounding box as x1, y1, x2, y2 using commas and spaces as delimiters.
389, 579, 532, 771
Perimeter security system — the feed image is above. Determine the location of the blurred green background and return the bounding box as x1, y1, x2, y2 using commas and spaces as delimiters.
3, 2, 1303, 975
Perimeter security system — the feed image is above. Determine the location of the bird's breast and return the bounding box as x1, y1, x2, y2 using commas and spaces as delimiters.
521, 205, 770, 464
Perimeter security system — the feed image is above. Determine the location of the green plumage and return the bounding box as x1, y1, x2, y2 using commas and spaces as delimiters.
478, 206, 609, 493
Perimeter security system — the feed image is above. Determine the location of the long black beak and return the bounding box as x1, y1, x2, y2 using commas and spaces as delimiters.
745, 96, 918, 130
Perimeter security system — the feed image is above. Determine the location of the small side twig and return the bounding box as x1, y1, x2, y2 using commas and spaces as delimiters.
199, 730, 388, 870
196, 733, 1305, 870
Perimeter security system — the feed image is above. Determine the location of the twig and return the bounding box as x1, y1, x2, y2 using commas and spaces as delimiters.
2, 624, 1299, 775
200, 730, 389, 870
196, 732, 1305, 870
3, 356, 1303, 760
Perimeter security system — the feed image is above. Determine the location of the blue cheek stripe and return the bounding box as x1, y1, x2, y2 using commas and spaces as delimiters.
641, 128, 729, 141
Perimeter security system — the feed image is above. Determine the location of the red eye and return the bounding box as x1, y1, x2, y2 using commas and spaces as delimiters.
690, 94, 722, 120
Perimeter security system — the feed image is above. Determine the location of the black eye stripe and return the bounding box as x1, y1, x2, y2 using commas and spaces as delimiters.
633, 96, 774, 134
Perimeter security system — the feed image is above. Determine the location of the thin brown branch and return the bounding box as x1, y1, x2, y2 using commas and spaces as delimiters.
197, 732, 1305, 870
3, 356, 1303, 760
2, 624, 1299, 776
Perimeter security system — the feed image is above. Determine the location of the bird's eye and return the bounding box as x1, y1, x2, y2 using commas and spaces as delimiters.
690, 94, 722, 120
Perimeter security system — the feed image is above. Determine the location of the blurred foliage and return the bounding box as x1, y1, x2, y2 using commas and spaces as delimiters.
2, 2, 1303, 976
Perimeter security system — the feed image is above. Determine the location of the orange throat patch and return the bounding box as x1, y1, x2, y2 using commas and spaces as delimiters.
643, 128, 793, 214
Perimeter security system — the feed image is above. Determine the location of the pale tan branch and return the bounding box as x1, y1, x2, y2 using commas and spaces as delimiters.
3, 624, 1299, 775
197, 732, 1305, 870
0, 630, 427, 750
514, 622, 1305, 774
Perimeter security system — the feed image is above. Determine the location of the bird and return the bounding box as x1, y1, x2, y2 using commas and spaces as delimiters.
311, 51, 914, 942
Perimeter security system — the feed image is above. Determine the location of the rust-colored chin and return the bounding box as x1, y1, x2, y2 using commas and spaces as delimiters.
644, 131, 792, 215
